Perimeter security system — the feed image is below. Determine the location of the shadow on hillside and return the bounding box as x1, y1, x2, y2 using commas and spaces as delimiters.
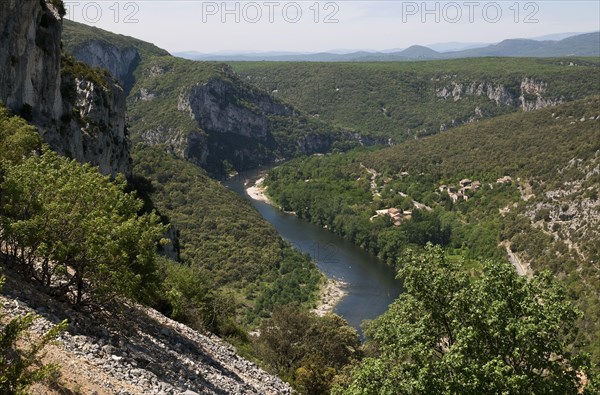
0, 269, 251, 393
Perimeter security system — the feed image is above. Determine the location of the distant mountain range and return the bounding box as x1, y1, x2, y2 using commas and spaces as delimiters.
175, 32, 599, 62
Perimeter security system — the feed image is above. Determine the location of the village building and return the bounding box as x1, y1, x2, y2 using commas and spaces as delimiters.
372, 207, 413, 226
449, 191, 469, 203
440, 179, 482, 203
497, 176, 513, 184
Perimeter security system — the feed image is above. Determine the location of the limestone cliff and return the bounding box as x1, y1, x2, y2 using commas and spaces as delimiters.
0, 1, 131, 176
55, 59, 131, 176
0, 0, 63, 123
435, 77, 563, 110
69, 41, 140, 93
124, 58, 370, 176
179, 79, 292, 140
175, 76, 370, 174
62, 19, 170, 93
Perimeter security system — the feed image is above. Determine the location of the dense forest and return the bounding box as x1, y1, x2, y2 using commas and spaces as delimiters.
132, 145, 323, 327
1, 9, 598, 393
233, 58, 600, 141
264, 97, 600, 367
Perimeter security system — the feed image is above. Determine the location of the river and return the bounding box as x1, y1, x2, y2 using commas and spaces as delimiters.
224, 169, 403, 334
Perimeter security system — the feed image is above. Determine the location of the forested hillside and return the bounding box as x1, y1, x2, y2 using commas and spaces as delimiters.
132, 146, 322, 327
233, 58, 600, 140
61, 21, 338, 331
0, 104, 300, 394
5, 8, 596, 393
62, 21, 368, 177
264, 97, 600, 363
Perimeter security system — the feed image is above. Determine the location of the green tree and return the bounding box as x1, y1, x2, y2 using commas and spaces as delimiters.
255, 304, 361, 394
158, 257, 244, 338
0, 148, 166, 305
334, 244, 592, 394
0, 105, 43, 246
0, 106, 41, 168
0, 277, 67, 394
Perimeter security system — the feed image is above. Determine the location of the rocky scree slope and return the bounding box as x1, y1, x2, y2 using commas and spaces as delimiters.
62, 21, 375, 176
1, 2, 292, 392
1, 272, 291, 395
0, 0, 130, 176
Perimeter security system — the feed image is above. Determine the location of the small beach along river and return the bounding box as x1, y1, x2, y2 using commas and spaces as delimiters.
224, 169, 402, 334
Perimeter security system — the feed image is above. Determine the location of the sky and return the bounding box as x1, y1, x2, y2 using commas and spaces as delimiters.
64, 1, 600, 53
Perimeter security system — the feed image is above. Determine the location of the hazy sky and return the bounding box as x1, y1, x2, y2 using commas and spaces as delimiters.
65, 1, 600, 53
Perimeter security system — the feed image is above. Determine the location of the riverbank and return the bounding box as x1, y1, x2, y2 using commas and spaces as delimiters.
245, 176, 348, 316
313, 278, 349, 316
246, 177, 272, 204
235, 171, 402, 332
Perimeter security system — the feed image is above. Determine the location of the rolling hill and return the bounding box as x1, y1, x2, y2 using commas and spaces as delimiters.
62, 20, 369, 177
179, 32, 600, 62
233, 58, 600, 140
262, 97, 600, 363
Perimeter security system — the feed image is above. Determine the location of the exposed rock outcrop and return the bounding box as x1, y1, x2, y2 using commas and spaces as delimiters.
519, 77, 563, 111
526, 153, 600, 260
180, 79, 292, 139
56, 73, 131, 176
145, 73, 371, 174
138, 126, 210, 168
159, 225, 181, 261
68, 40, 141, 93
0, 0, 63, 123
0, 1, 131, 176
175, 78, 283, 170
62, 19, 170, 94
435, 78, 563, 111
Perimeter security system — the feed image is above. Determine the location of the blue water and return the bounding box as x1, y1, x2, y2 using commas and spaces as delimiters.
224, 169, 402, 333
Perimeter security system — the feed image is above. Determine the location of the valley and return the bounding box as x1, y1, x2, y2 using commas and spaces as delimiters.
261, 97, 600, 364
1, 1, 599, 393
224, 169, 403, 333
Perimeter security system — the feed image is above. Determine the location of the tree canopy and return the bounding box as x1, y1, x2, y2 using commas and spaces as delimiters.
0, 148, 165, 305
255, 304, 361, 394
0, 105, 42, 171
334, 245, 593, 394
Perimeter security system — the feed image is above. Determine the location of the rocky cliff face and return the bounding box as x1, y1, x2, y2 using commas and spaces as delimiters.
0, 0, 131, 176
68, 40, 141, 93
54, 70, 131, 176
133, 66, 365, 175
62, 19, 170, 94
175, 78, 284, 171
518, 77, 564, 111
180, 79, 293, 139
0, 0, 63, 123
435, 78, 563, 110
